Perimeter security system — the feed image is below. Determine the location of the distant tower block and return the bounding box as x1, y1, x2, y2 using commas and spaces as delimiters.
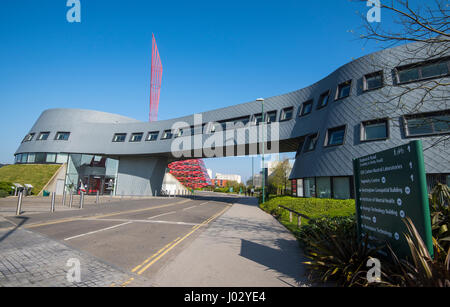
150, 33, 163, 122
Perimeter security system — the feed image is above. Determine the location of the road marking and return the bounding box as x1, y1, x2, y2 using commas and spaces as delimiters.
131, 238, 180, 273
135, 205, 230, 276
198, 201, 211, 206
64, 221, 132, 241
182, 206, 197, 211
147, 211, 176, 220
25, 199, 191, 229
84, 217, 199, 227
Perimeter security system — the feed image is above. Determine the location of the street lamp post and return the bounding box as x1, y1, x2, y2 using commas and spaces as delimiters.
257, 98, 265, 204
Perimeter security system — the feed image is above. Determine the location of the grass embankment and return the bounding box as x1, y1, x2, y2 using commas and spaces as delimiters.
0, 164, 61, 195
259, 196, 355, 239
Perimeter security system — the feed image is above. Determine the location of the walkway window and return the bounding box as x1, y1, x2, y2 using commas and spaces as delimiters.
161, 130, 173, 140
266, 111, 277, 123
37, 132, 50, 141
304, 133, 319, 152
336, 80, 352, 100
280, 107, 294, 121
317, 91, 330, 109
130, 133, 143, 142
363, 71, 383, 91
46, 153, 57, 163
404, 110, 450, 137
112, 133, 127, 142
300, 100, 313, 116
55, 132, 70, 141
361, 119, 388, 141
396, 57, 450, 84
146, 131, 159, 141
325, 125, 346, 146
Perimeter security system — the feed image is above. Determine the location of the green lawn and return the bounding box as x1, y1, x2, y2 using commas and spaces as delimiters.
259, 196, 356, 239
0, 164, 62, 195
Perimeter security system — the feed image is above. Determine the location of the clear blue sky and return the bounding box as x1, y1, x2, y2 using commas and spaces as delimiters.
0, 0, 396, 181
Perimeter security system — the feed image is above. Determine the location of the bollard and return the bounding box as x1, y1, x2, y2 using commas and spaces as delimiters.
96, 190, 100, 204
62, 189, 67, 207
80, 192, 84, 209
298, 215, 302, 227
51, 192, 56, 212
69, 193, 73, 208
16, 191, 23, 216
289, 211, 292, 223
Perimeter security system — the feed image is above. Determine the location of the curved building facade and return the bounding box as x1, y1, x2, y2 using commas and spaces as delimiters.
14, 41, 450, 197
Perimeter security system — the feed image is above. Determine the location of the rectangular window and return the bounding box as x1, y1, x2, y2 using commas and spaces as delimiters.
300, 100, 313, 116
364, 71, 383, 91
336, 80, 352, 100
46, 153, 57, 163
253, 113, 263, 125
266, 111, 277, 123
280, 107, 294, 121
405, 110, 450, 137
37, 132, 50, 141
304, 177, 316, 198
146, 131, 159, 141
333, 177, 351, 199
35, 153, 45, 163
297, 179, 304, 197
361, 119, 388, 141
23, 133, 35, 143
27, 153, 35, 163
396, 57, 450, 84
174, 129, 184, 138
130, 133, 143, 142
317, 91, 330, 109
317, 177, 331, 198
21, 153, 28, 164
112, 133, 127, 142
161, 130, 173, 140
326, 125, 346, 146
304, 133, 319, 152
55, 132, 70, 141
56, 153, 68, 164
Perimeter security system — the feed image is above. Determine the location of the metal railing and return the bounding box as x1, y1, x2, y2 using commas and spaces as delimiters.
277, 205, 311, 227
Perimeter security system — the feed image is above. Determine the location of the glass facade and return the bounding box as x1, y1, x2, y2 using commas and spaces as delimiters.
66, 154, 119, 196
15, 153, 69, 165
304, 177, 316, 198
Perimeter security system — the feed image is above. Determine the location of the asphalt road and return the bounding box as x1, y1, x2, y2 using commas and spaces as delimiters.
4, 192, 239, 285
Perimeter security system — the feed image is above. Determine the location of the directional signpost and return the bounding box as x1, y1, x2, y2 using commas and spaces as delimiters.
353, 140, 433, 259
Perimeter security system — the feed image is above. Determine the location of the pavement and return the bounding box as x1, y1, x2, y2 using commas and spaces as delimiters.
148, 197, 310, 287
0, 192, 309, 287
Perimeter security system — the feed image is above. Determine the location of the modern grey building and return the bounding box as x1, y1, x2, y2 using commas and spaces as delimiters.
14, 41, 450, 198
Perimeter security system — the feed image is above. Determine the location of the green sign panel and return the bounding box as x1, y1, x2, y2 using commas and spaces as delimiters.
353, 140, 433, 259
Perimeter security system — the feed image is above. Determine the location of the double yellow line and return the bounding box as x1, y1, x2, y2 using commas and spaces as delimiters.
118, 205, 230, 286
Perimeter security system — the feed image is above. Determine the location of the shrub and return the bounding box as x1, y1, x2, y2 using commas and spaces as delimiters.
0, 190, 9, 198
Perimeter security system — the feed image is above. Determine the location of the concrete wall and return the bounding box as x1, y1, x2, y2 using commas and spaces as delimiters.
116, 156, 168, 196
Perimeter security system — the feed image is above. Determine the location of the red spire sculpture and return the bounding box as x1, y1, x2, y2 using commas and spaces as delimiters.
150, 33, 163, 122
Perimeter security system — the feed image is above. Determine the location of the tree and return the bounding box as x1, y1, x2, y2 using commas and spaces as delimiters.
354, 0, 449, 149
268, 159, 292, 195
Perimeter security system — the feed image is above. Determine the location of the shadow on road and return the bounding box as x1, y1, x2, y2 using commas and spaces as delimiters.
239, 238, 309, 286
0, 216, 29, 243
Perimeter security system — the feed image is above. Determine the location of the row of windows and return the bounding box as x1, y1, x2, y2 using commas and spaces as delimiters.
296, 109, 450, 156
22, 132, 70, 143
15, 152, 69, 164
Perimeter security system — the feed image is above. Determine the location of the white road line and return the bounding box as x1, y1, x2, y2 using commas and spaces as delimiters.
84, 218, 200, 227
147, 211, 177, 220
182, 206, 197, 211
64, 221, 132, 241
198, 201, 211, 206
